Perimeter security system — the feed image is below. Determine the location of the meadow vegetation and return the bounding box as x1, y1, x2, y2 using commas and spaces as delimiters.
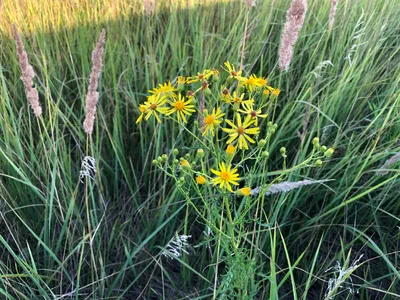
0, 0, 399, 299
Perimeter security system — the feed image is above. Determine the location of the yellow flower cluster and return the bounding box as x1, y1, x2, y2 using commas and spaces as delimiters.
138, 61, 281, 194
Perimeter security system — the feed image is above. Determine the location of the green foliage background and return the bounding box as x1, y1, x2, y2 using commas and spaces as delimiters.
0, 0, 399, 298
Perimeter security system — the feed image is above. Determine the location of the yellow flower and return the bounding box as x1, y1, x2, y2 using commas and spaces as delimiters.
230, 91, 254, 107
167, 93, 196, 123
226, 144, 236, 155
222, 114, 260, 150
187, 69, 213, 83
263, 86, 281, 97
223, 61, 245, 80
196, 175, 207, 185
241, 74, 267, 92
136, 95, 169, 123
149, 81, 177, 98
180, 159, 191, 170
236, 187, 251, 196
221, 88, 232, 102
237, 102, 268, 126
211, 162, 241, 192
202, 107, 225, 136
177, 76, 186, 85
177, 76, 186, 91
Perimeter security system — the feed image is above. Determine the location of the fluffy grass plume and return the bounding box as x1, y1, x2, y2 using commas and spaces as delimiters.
83, 29, 106, 135
13, 24, 42, 117
278, 0, 308, 71
143, 0, 155, 15
329, 0, 339, 29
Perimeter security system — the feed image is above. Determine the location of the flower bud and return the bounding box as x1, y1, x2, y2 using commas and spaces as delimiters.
212, 69, 220, 82
324, 148, 334, 158
280, 147, 286, 154
262, 151, 269, 158
314, 159, 323, 167
235, 187, 251, 196
320, 146, 327, 153
226, 144, 236, 158
177, 76, 186, 92
203, 87, 212, 97
157, 156, 163, 163
173, 149, 179, 156
177, 83, 185, 92
180, 158, 191, 171
161, 154, 168, 161
258, 139, 266, 149
196, 149, 205, 158
152, 159, 159, 166
312, 137, 320, 150
195, 175, 207, 185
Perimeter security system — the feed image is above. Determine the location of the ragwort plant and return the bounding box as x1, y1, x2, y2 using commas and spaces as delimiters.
136, 62, 335, 298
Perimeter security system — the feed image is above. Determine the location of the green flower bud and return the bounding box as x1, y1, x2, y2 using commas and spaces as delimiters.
196, 149, 205, 158
262, 151, 269, 158
184, 153, 190, 159
212, 70, 220, 82
320, 146, 327, 153
280, 147, 286, 154
273, 124, 278, 130
312, 137, 320, 149
315, 159, 323, 167
177, 83, 185, 92
173, 159, 179, 165
203, 87, 212, 97
179, 176, 185, 183
180, 159, 192, 171
324, 148, 334, 158
157, 156, 163, 163
267, 121, 273, 127
258, 139, 267, 149
173, 149, 179, 156
194, 120, 199, 127
161, 154, 168, 161
152, 159, 159, 166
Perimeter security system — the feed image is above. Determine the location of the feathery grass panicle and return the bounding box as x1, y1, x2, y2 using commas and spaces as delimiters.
83, 29, 106, 135
13, 24, 42, 117
329, 0, 338, 29
245, 0, 256, 9
278, 0, 308, 71
143, 0, 155, 15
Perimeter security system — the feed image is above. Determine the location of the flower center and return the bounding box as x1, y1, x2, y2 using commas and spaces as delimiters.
187, 90, 194, 97
204, 115, 215, 125
220, 171, 230, 180
237, 126, 245, 135
234, 97, 241, 103
230, 71, 237, 77
250, 110, 257, 117
150, 103, 157, 110
174, 101, 185, 111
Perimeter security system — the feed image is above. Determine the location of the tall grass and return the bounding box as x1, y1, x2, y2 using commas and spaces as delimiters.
0, 0, 399, 298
